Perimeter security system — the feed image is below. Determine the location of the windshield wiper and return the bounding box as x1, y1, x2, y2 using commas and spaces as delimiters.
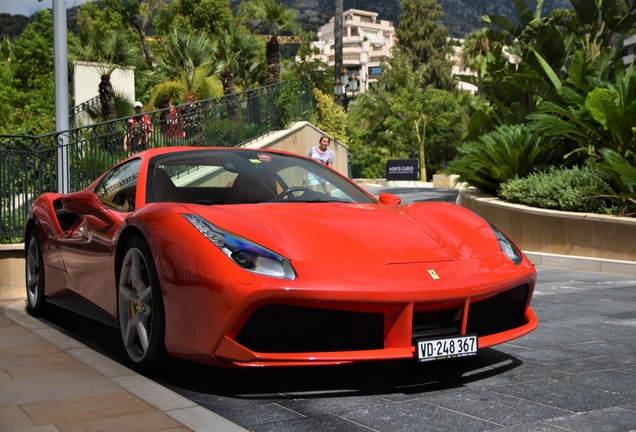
197, 200, 228, 205
299, 199, 349, 203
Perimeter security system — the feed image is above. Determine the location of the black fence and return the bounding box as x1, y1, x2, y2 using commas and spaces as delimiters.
0, 82, 314, 239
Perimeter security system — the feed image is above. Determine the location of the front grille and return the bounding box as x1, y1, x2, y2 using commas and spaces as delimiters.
235, 304, 384, 353
412, 308, 462, 340
466, 284, 529, 337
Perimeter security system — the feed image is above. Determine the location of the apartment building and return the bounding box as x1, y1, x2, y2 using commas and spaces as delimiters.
622, 33, 636, 69
310, 9, 395, 94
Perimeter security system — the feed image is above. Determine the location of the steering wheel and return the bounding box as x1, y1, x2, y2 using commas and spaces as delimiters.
276, 186, 313, 199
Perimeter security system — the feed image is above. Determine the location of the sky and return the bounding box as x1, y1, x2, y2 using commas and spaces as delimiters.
0, 0, 88, 17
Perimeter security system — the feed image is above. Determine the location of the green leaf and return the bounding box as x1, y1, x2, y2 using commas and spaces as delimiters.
570, 0, 599, 25
529, 47, 562, 89
585, 88, 619, 129
482, 15, 516, 34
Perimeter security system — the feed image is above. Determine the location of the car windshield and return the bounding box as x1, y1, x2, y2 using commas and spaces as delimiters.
146, 149, 377, 205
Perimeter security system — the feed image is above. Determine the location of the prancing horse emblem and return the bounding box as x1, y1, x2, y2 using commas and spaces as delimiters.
428, 270, 440, 280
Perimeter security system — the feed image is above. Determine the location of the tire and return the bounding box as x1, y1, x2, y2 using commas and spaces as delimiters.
25, 230, 47, 316
117, 236, 167, 372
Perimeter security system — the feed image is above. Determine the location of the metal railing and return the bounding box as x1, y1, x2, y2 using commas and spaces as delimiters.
70, 95, 101, 126
0, 82, 314, 239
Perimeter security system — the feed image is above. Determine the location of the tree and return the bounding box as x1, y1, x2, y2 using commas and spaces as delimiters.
239, 0, 298, 85
101, 0, 168, 67
395, 0, 454, 91
71, 27, 143, 121
334, 0, 343, 84
286, 30, 332, 95
461, 28, 491, 74
528, 64, 636, 159
348, 52, 463, 179
311, 87, 347, 143
215, 23, 264, 96
459, 0, 636, 139
154, 0, 233, 37
0, 10, 56, 135
76, 1, 129, 34
151, 30, 221, 103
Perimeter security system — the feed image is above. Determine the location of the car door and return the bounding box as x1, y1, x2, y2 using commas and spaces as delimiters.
59, 159, 141, 317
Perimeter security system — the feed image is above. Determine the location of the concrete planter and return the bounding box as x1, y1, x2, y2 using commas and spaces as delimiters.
433, 174, 460, 189
0, 244, 25, 298
459, 189, 636, 264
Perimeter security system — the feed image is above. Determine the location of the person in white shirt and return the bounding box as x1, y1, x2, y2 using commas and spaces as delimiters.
306, 136, 335, 194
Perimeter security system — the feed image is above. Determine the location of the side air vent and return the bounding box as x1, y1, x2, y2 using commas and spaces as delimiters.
466, 285, 529, 337
235, 304, 384, 353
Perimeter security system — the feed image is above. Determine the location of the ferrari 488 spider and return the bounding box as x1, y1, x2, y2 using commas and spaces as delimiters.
25, 147, 537, 370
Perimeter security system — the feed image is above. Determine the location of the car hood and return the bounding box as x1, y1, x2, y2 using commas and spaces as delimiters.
179, 202, 499, 266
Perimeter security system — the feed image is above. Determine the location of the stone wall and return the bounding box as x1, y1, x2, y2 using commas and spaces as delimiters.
242, 121, 349, 177
0, 245, 25, 298
459, 189, 636, 262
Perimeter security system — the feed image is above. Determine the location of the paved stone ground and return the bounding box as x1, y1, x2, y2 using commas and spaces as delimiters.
38, 267, 636, 431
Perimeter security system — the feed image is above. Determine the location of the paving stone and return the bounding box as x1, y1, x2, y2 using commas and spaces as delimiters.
252, 413, 373, 432
341, 399, 501, 432
544, 407, 636, 431
490, 379, 630, 412
20, 393, 156, 425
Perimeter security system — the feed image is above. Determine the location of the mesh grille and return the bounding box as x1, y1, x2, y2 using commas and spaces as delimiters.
235, 304, 384, 353
412, 308, 462, 340
466, 284, 529, 337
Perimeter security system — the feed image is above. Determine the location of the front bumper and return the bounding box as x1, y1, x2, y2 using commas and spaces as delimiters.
213, 283, 538, 367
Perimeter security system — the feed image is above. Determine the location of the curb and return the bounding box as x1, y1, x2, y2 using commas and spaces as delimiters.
3, 299, 247, 432
524, 251, 636, 277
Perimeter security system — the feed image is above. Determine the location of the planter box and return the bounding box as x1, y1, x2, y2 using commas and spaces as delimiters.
433, 174, 460, 189
0, 244, 25, 298
459, 189, 636, 263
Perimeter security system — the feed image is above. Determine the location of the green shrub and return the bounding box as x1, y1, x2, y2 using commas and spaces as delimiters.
448, 124, 555, 196
499, 166, 615, 214
311, 87, 346, 143
591, 149, 636, 216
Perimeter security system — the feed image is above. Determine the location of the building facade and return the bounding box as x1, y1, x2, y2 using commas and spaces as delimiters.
310, 9, 395, 94
622, 33, 636, 69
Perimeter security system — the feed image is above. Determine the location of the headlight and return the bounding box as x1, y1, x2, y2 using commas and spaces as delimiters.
183, 214, 296, 279
489, 223, 522, 265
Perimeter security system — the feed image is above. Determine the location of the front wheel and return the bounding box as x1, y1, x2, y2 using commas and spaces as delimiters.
117, 237, 166, 372
25, 230, 47, 316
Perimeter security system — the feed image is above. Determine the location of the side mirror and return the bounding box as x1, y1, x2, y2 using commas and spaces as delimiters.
378, 192, 401, 206
61, 191, 106, 215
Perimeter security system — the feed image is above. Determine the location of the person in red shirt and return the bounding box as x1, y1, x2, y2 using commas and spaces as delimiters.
124, 101, 153, 155
159, 95, 185, 140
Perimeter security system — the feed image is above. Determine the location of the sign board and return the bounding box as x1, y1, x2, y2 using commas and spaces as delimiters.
386, 158, 419, 181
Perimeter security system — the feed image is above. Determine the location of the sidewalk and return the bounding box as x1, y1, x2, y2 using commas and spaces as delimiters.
0, 295, 246, 432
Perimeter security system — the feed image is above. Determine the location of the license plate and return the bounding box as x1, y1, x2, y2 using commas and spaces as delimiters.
417, 334, 478, 362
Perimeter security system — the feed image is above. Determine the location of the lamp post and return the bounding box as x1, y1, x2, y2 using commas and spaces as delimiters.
334, 71, 359, 179
334, 70, 358, 112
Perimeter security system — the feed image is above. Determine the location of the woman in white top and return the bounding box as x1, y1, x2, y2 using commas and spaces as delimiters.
306, 136, 334, 194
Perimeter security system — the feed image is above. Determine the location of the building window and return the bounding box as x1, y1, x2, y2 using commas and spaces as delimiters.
369, 66, 382, 77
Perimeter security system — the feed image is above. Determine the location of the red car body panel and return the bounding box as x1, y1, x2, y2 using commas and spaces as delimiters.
26, 147, 538, 368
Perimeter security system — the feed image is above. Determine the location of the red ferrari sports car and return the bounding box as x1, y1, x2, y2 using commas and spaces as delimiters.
25, 147, 537, 371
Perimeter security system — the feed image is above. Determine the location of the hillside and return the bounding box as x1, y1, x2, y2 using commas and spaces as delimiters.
268, 0, 573, 38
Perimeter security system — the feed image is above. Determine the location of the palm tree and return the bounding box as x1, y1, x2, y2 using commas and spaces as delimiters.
72, 27, 143, 121
461, 28, 491, 75
215, 23, 264, 95
151, 30, 222, 103
240, 0, 298, 85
